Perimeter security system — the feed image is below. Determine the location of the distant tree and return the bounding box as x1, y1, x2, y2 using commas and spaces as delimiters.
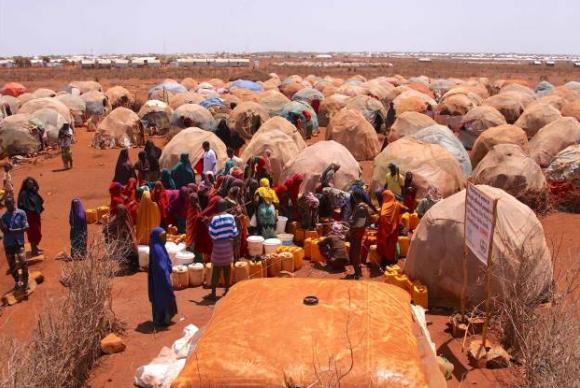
13, 56, 31, 67
41, 56, 51, 63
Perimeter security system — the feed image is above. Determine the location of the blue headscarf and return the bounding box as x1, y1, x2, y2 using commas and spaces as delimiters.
171, 153, 196, 189
147, 227, 177, 325
160, 169, 176, 190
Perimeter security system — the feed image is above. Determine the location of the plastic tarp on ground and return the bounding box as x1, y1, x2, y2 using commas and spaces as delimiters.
138, 100, 173, 132
325, 108, 381, 161
255, 116, 306, 150
280, 140, 362, 194
280, 100, 319, 138
172, 278, 444, 388
96, 107, 140, 148
241, 129, 301, 185
404, 185, 553, 309
529, 117, 580, 168
1, 82, 26, 97
256, 90, 290, 117
106, 86, 135, 108
66, 80, 102, 94
472, 144, 547, 210
317, 93, 349, 127
55, 94, 86, 126
82, 90, 110, 116
18, 97, 73, 124
459, 106, 507, 150
170, 104, 214, 130
561, 99, 580, 122
372, 137, 466, 199
345, 95, 387, 131
159, 127, 227, 170
412, 124, 472, 175
387, 111, 436, 143
471, 124, 529, 168
514, 102, 562, 138
0, 114, 43, 156
230, 79, 263, 92
227, 101, 270, 140
482, 93, 525, 124
29, 108, 67, 146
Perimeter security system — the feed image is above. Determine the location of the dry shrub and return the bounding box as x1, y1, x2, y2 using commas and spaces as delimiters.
0, 238, 124, 388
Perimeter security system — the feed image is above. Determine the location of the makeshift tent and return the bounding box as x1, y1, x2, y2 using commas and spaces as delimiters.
29, 108, 67, 146
436, 94, 476, 116
280, 140, 362, 194
138, 100, 173, 132
18, 98, 73, 124
564, 81, 580, 91
0, 95, 20, 116
256, 90, 290, 116
529, 117, 580, 168
199, 97, 227, 113
95, 107, 140, 148
363, 79, 397, 106
292, 87, 324, 113
1, 82, 26, 97
458, 106, 507, 149
406, 82, 435, 99
535, 80, 555, 97
260, 77, 281, 90
0, 114, 43, 156
514, 102, 562, 138
105, 86, 134, 108
325, 108, 381, 161
148, 81, 187, 99
472, 144, 547, 210
207, 78, 225, 89
413, 124, 472, 175
393, 90, 437, 115
538, 94, 567, 111
443, 85, 488, 101
345, 95, 387, 132
471, 125, 529, 168
387, 111, 436, 143
372, 137, 466, 199
180, 77, 198, 90
55, 94, 86, 126
241, 129, 301, 184
279, 81, 304, 99
32, 88, 56, 98
66, 80, 102, 94
280, 100, 319, 138
317, 93, 349, 127
545, 145, 580, 210
336, 83, 366, 97
16, 93, 34, 106
159, 127, 227, 170
405, 185, 553, 309
82, 90, 110, 116
255, 116, 306, 150
500, 83, 536, 99
170, 104, 214, 130
561, 99, 580, 121
219, 94, 240, 111
230, 79, 263, 92
168, 92, 205, 110
227, 101, 270, 140
172, 278, 444, 387
482, 93, 525, 124
227, 88, 257, 103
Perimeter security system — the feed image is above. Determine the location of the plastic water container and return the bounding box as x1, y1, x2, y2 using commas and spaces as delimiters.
398, 236, 410, 257
263, 238, 282, 255
279, 252, 294, 272
138, 245, 150, 269
277, 233, 294, 246
171, 265, 189, 290
234, 261, 250, 282
187, 263, 204, 287
247, 235, 265, 256
175, 251, 195, 266
276, 216, 288, 234
86, 209, 98, 224
248, 260, 263, 279
266, 254, 282, 277
96, 206, 110, 220
412, 281, 429, 309
165, 242, 181, 264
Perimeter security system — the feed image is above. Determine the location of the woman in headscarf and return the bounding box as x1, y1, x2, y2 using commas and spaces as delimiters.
195, 195, 223, 259
377, 190, 406, 267
274, 183, 291, 218
69, 198, 87, 259
297, 192, 320, 231
160, 169, 176, 190
320, 163, 340, 189
185, 189, 201, 254
18, 177, 44, 256
134, 151, 152, 186
255, 178, 279, 238
171, 153, 195, 189
348, 190, 371, 279
245, 178, 259, 219
322, 187, 352, 221
109, 182, 124, 217
167, 187, 189, 233
151, 181, 170, 226
144, 140, 162, 181
416, 186, 441, 218
198, 172, 215, 210
136, 191, 161, 245
318, 222, 349, 272
148, 227, 177, 327
217, 175, 236, 198
113, 148, 136, 185
350, 180, 377, 213
122, 177, 138, 203
401, 171, 417, 213
282, 174, 304, 221
262, 149, 273, 178
103, 204, 139, 273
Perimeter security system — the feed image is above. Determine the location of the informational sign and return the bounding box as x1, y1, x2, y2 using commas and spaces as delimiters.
464, 183, 497, 264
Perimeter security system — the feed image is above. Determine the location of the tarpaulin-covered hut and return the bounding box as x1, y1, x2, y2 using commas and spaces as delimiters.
458, 106, 507, 149
471, 124, 529, 168
95, 107, 141, 148
159, 127, 227, 170
514, 102, 562, 138
529, 117, 580, 168
227, 101, 270, 140
170, 104, 214, 130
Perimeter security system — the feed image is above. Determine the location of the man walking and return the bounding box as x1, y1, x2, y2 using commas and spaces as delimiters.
1, 196, 29, 291
202, 141, 217, 175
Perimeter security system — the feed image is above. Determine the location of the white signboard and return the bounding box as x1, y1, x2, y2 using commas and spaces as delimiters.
464, 183, 497, 264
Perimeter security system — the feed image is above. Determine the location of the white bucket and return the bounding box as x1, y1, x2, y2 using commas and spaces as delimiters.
175, 251, 195, 266
138, 245, 150, 269
276, 216, 288, 234
277, 233, 294, 246
247, 235, 265, 256
188, 263, 204, 287
165, 242, 181, 265
263, 238, 282, 255
171, 265, 189, 289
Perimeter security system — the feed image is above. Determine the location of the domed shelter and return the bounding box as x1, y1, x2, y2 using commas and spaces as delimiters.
0, 114, 43, 156
292, 88, 324, 113
514, 102, 562, 138
66, 81, 102, 94
105, 86, 134, 109
325, 108, 380, 161
345, 95, 387, 132
241, 129, 301, 184
159, 127, 227, 170
458, 106, 507, 149
230, 79, 263, 92
1, 82, 26, 97
387, 111, 436, 143
535, 81, 555, 97
364, 79, 397, 106
29, 108, 68, 146
168, 92, 205, 110
170, 104, 214, 130
0, 95, 20, 117
255, 116, 306, 150
279, 81, 304, 99
404, 186, 553, 309
472, 144, 547, 210
82, 90, 110, 116
32, 88, 56, 98
372, 137, 466, 199
95, 107, 141, 148
545, 145, 580, 211
413, 124, 472, 175
406, 82, 435, 99
318, 94, 350, 127
138, 100, 173, 133
482, 93, 525, 124
280, 141, 362, 194
393, 90, 437, 115
500, 83, 536, 99
18, 98, 73, 124
228, 88, 258, 102
529, 117, 580, 168
471, 125, 529, 168
148, 81, 187, 100
180, 77, 198, 90
561, 99, 580, 121
16, 93, 34, 106
227, 101, 270, 140
280, 100, 319, 139
336, 83, 366, 97
256, 90, 290, 116
436, 93, 476, 116
55, 94, 86, 126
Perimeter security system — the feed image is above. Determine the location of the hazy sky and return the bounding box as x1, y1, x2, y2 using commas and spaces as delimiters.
0, 0, 578, 56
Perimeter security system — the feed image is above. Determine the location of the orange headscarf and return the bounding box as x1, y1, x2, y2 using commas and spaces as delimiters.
377, 190, 402, 258
136, 191, 161, 244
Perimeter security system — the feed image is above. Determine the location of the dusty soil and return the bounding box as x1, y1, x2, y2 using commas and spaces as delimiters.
0, 64, 578, 387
